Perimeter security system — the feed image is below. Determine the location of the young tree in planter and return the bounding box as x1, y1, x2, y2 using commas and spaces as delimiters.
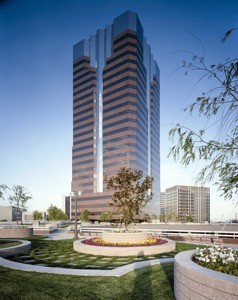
8, 185, 32, 225
79, 209, 91, 222
47, 204, 68, 221
33, 210, 43, 221
105, 167, 154, 230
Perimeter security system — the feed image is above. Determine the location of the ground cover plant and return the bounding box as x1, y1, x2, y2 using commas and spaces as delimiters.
0, 263, 174, 300
193, 245, 238, 276
7, 238, 200, 270
0, 240, 21, 249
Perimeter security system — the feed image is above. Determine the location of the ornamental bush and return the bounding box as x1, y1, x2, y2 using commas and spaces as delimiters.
193, 245, 238, 276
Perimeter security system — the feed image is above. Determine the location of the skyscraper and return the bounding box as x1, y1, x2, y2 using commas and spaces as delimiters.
71, 11, 160, 220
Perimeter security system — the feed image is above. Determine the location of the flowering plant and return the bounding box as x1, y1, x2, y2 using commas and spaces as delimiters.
193, 245, 238, 276
82, 237, 168, 247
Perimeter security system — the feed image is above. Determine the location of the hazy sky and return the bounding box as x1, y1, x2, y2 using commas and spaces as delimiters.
0, 0, 237, 221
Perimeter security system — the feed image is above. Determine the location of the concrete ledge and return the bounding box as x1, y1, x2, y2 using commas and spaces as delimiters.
174, 250, 238, 300
0, 240, 31, 258
102, 231, 148, 243
73, 238, 175, 256
0, 227, 33, 238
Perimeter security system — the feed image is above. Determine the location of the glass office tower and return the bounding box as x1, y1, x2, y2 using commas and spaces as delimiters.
71, 11, 160, 220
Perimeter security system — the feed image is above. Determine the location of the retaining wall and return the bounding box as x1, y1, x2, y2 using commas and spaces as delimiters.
0, 240, 31, 258
0, 227, 33, 238
174, 250, 238, 300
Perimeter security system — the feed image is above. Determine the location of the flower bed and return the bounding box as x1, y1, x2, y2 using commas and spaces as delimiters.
82, 237, 168, 247
74, 238, 175, 256
174, 250, 238, 300
193, 245, 238, 276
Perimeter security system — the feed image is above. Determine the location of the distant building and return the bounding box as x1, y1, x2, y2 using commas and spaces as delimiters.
160, 192, 165, 215
0, 206, 22, 222
62, 195, 70, 218
22, 211, 46, 222
165, 185, 210, 223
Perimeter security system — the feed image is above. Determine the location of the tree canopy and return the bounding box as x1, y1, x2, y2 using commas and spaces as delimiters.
8, 185, 32, 225
47, 204, 68, 221
79, 209, 91, 222
33, 210, 43, 221
169, 32, 238, 203
0, 184, 8, 200
105, 167, 153, 229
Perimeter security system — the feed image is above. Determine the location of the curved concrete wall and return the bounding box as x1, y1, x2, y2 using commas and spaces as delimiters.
174, 250, 238, 300
0, 227, 33, 238
102, 231, 148, 243
0, 240, 31, 258
74, 238, 175, 256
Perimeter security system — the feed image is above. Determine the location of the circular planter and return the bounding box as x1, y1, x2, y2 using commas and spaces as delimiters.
102, 231, 148, 243
174, 250, 238, 300
73, 238, 175, 257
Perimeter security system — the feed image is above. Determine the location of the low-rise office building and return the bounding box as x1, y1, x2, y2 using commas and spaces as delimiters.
164, 185, 210, 223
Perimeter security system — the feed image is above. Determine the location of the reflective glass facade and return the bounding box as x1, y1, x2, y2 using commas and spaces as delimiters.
71, 11, 160, 219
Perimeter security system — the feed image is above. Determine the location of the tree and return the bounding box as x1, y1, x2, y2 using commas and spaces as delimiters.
33, 210, 43, 221
8, 185, 32, 225
0, 184, 8, 200
105, 167, 154, 230
47, 204, 67, 221
99, 211, 108, 222
159, 214, 166, 222
79, 209, 90, 222
186, 212, 194, 223
169, 32, 238, 203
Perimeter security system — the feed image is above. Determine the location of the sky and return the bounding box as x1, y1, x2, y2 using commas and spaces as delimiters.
0, 0, 237, 221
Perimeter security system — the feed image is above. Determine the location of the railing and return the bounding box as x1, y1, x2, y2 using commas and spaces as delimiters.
79, 227, 238, 239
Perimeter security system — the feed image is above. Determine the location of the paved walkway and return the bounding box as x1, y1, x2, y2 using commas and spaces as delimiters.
0, 255, 174, 277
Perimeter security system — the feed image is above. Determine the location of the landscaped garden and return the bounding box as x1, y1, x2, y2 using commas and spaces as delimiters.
6, 237, 199, 270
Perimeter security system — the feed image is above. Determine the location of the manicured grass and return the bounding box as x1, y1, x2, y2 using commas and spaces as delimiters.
0, 263, 174, 300
8, 237, 200, 270
0, 240, 21, 249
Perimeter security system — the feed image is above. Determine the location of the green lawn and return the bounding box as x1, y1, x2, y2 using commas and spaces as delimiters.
0, 239, 202, 300
0, 263, 174, 300
7, 238, 200, 270
0, 240, 21, 249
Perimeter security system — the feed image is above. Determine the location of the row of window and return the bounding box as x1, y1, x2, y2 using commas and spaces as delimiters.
73, 128, 93, 139
73, 91, 94, 104
73, 113, 94, 125
73, 83, 96, 97
72, 159, 94, 167
73, 58, 90, 69
73, 121, 94, 132
113, 32, 143, 53
73, 105, 94, 118
73, 75, 97, 90
103, 66, 145, 85
73, 65, 88, 76
103, 84, 146, 102
73, 136, 93, 146
73, 151, 94, 160
72, 144, 93, 153
104, 126, 136, 137
74, 98, 94, 113
103, 117, 136, 130
103, 58, 146, 78
73, 70, 95, 82
114, 41, 143, 61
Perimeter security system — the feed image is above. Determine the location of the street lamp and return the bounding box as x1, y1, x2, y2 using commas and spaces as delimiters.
70, 191, 82, 238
